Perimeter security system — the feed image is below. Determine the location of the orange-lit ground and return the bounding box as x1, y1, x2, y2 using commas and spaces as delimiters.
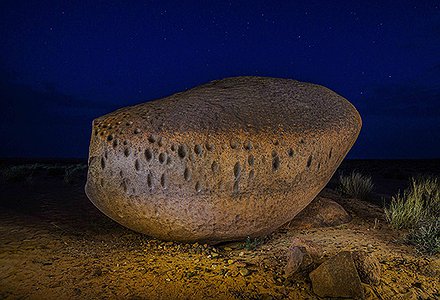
0, 160, 439, 299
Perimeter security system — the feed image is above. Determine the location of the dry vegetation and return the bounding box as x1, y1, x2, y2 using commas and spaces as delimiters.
338, 171, 374, 201
385, 176, 440, 255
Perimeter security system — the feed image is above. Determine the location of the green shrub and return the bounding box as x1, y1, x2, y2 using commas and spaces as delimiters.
407, 219, 440, 255
338, 171, 374, 201
385, 176, 440, 255
244, 236, 266, 250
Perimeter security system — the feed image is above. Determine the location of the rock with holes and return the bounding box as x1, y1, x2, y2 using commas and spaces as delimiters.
85, 76, 362, 242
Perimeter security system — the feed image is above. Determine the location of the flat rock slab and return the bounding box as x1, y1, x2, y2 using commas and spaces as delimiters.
85, 76, 361, 242
309, 251, 364, 299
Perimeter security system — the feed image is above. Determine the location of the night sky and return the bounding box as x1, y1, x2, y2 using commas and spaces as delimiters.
0, 1, 439, 159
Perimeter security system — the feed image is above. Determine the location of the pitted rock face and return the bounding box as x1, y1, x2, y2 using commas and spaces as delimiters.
85, 76, 362, 243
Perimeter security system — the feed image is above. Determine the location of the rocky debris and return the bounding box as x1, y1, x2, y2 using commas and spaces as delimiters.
352, 250, 381, 285
285, 237, 323, 277
285, 247, 304, 277
363, 284, 380, 299
239, 268, 250, 276
288, 196, 352, 229
309, 251, 364, 299
85, 76, 362, 242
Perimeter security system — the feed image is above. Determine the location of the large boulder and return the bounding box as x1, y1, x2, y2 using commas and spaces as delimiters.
85, 76, 361, 242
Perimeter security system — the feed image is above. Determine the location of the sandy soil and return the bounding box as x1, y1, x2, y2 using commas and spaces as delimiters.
0, 160, 439, 299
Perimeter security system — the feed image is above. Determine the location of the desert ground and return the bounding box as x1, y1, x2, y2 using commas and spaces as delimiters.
0, 159, 439, 299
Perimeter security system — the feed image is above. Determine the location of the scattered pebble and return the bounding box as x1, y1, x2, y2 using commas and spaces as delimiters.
239, 268, 250, 276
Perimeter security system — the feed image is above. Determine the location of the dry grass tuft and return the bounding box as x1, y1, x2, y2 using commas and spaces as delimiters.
385, 176, 440, 255
338, 171, 374, 201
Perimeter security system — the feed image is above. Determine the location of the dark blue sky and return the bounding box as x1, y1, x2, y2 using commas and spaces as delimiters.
0, 1, 439, 158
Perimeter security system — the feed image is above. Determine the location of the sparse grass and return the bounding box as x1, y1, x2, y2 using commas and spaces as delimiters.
0, 164, 42, 183
385, 176, 440, 255
64, 164, 87, 184
0, 163, 87, 184
243, 236, 267, 250
385, 177, 440, 229
338, 171, 374, 201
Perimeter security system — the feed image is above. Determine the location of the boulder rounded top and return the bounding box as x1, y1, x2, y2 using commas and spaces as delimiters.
91, 76, 361, 137
86, 76, 361, 243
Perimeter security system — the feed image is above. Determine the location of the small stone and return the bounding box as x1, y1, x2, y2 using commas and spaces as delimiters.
73, 288, 82, 295
289, 237, 323, 260
239, 252, 244, 257
284, 246, 304, 277
92, 268, 102, 277
228, 260, 234, 264
224, 247, 233, 251
413, 282, 422, 289
211, 252, 219, 258
239, 268, 250, 276
235, 262, 247, 268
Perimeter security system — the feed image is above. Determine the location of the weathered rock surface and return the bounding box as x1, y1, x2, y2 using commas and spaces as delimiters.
309, 251, 365, 299
285, 238, 323, 277
85, 76, 362, 242
288, 196, 352, 229
352, 251, 381, 285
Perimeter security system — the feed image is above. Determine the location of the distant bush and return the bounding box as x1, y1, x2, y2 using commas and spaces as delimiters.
0, 163, 87, 184
338, 171, 374, 201
64, 164, 87, 184
385, 176, 440, 255
0, 164, 41, 183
